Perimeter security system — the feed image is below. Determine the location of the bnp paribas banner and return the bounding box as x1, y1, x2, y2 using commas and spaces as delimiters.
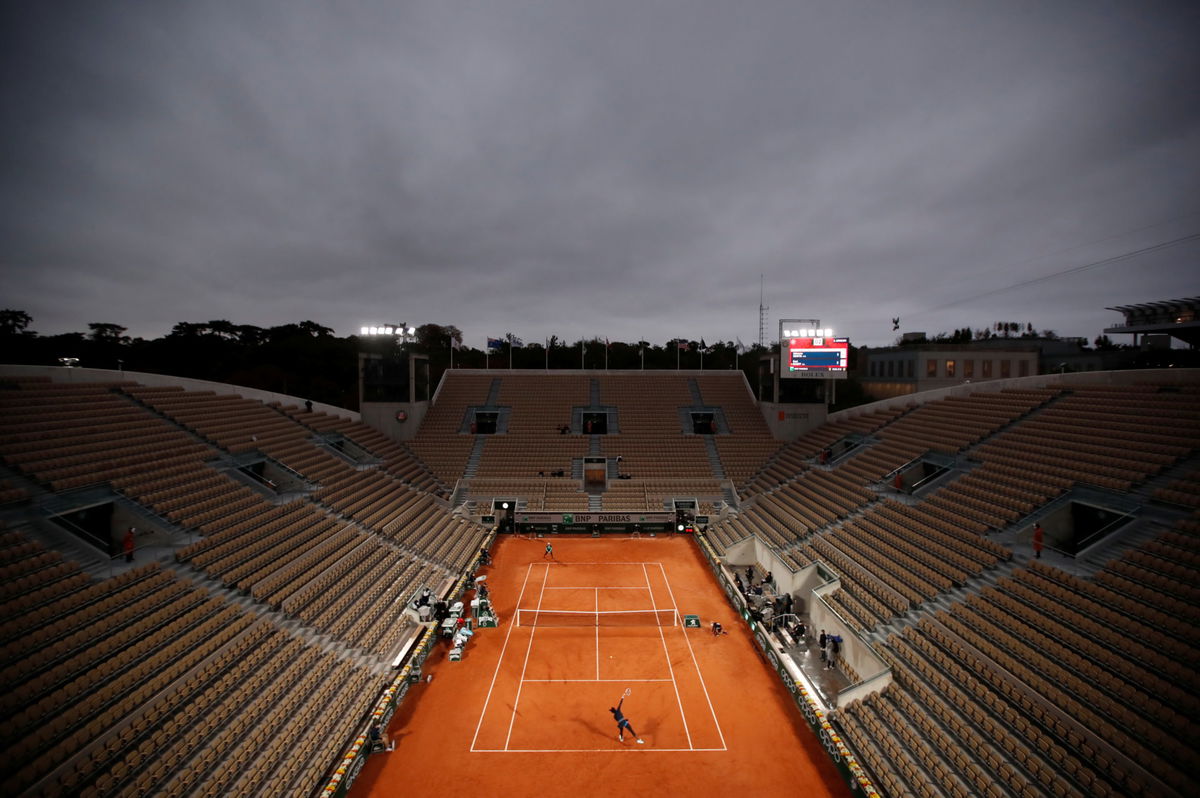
518, 512, 675, 525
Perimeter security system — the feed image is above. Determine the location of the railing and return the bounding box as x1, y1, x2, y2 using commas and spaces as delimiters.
1075, 511, 1137, 555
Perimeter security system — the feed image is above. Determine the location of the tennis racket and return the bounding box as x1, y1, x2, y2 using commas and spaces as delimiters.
622, 687, 631, 699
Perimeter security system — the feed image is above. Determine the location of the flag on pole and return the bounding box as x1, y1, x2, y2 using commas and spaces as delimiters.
505, 334, 521, 368
677, 340, 690, 350
487, 337, 504, 351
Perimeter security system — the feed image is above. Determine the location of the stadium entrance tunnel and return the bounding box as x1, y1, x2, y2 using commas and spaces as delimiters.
463, 407, 510, 434
891, 451, 957, 494
51, 500, 117, 556
816, 432, 865, 464
313, 432, 379, 468
581, 411, 608, 434
1064, 500, 1137, 556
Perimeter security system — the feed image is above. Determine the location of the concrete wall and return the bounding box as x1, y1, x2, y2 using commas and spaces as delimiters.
0, 364, 359, 421
359, 401, 429, 442
759, 401, 828, 440
811, 580, 890, 695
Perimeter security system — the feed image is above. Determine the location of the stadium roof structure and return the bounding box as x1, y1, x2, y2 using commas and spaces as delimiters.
1104, 296, 1200, 346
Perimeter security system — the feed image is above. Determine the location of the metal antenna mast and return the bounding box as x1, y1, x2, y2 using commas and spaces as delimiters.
758, 274, 769, 348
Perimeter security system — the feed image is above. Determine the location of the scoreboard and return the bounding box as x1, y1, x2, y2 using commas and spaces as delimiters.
779, 320, 849, 379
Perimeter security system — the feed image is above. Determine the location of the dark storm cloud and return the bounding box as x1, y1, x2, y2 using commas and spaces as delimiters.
2, 1, 1197, 350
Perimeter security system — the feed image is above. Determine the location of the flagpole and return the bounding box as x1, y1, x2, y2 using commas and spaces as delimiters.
509, 339, 513, 370
580, 339, 584, 369
604, 338, 608, 371
676, 341, 680, 370
545, 338, 549, 371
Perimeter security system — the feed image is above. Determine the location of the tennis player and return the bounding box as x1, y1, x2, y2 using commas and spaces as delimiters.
543, 542, 554, 560
609, 697, 644, 744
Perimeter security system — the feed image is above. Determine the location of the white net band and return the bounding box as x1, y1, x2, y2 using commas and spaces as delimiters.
515, 608, 679, 627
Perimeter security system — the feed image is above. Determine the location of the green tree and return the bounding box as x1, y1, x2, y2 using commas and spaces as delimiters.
0, 309, 33, 337
88, 323, 130, 344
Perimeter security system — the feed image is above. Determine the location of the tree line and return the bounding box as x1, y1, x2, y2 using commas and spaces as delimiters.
0, 311, 779, 410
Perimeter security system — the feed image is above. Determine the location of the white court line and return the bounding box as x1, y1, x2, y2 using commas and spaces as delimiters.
473, 747, 726, 753
503, 563, 551, 750
654, 561, 727, 751
642, 562, 693, 750
541, 586, 650, 590
546, 561, 665, 565
594, 587, 600, 680
520, 678, 674, 683
469, 563, 535, 752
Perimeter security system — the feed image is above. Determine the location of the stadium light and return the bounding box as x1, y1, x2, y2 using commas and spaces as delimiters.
781, 326, 834, 339
360, 323, 417, 341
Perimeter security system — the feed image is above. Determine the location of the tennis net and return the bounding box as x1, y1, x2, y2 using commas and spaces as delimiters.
515, 608, 679, 627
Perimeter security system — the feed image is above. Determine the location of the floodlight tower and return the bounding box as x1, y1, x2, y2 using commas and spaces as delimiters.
357, 323, 429, 441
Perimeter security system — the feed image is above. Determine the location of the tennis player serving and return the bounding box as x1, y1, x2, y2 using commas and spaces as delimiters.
609, 688, 644, 744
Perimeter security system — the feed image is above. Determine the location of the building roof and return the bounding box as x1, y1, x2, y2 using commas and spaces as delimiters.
1104, 296, 1200, 346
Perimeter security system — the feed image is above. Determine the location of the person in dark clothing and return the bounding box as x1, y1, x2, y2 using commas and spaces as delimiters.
609, 698, 644, 744
819, 630, 828, 662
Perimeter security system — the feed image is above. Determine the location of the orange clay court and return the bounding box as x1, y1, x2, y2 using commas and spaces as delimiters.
352, 535, 850, 798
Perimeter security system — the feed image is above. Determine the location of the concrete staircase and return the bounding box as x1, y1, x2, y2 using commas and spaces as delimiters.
464, 437, 487, 478
704, 436, 726, 480
485, 377, 503, 406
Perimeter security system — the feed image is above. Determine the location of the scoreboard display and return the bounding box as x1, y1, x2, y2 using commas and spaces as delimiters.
779, 320, 849, 379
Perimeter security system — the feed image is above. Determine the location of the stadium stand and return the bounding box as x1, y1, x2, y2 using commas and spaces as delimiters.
1, 365, 1198, 798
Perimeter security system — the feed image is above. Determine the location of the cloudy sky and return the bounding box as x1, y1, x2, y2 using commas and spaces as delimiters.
2, 1, 1197, 349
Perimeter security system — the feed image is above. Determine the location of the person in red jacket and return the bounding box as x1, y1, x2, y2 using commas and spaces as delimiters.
1033, 523, 1045, 559
123, 528, 136, 563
